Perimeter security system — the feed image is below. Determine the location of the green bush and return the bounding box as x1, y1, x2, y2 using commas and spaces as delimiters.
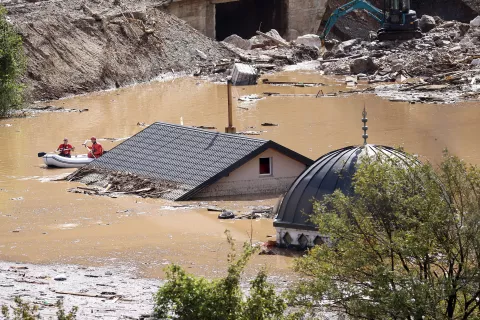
1, 298, 77, 320
154, 230, 293, 320
293, 150, 480, 319
0, 5, 26, 118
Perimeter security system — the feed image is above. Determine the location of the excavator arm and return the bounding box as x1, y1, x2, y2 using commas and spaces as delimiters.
319, 0, 385, 42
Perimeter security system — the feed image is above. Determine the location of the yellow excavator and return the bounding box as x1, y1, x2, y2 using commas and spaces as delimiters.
319, 0, 422, 46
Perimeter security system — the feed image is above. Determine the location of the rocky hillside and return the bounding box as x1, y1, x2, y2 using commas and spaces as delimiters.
4, 0, 232, 101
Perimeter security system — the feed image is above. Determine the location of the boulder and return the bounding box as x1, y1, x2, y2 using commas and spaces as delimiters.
441, 21, 456, 28
338, 39, 360, 52
322, 50, 335, 60
223, 34, 251, 50
334, 49, 347, 58
368, 31, 378, 41
470, 16, 480, 27
250, 29, 286, 49
419, 15, 436, 33
350, 56, 378, 74
435, 39, 451, 47
324, 61, 351, 75
459, 23, 471, 37
471, 59, 480, 66
433, 16, 444, 25
294, 34, 322, 49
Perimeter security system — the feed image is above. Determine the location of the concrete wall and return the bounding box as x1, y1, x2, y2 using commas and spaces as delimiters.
275, 227, 326, 248
166, 0, 327, 41
285, 0, 328, 40
166, 0, 216, 38
194, 148, 307, 199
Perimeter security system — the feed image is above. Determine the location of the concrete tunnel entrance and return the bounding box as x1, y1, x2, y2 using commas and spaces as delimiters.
215, 0, 287, 41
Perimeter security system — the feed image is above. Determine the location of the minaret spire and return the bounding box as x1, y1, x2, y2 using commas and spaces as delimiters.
362, 106, 368, 145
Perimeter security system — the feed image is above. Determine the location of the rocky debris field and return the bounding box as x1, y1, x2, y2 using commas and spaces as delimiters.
317, 15, 480, 104
5, 1, 480, 104
219, 30, 319, 77
0, 262, 159, 319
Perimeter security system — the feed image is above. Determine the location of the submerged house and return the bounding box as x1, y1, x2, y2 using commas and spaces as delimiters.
71, 122, 313, 200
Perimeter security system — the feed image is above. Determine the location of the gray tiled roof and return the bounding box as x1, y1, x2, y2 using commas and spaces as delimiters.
78, 122, 313, 200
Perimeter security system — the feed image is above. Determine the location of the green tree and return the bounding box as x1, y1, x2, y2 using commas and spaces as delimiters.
154, 230, 292, 320
293, 151, 480, 319
1, 297, 77, 320
0, 5, 26, 117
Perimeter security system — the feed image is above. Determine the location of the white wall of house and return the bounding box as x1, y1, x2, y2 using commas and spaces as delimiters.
194, 148, 307, 199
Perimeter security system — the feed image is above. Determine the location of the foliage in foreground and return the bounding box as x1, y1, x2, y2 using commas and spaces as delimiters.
0, 5, 26, 118
154, 230, 297, 320
293, 150, 480, 319
1, 298, 77, 320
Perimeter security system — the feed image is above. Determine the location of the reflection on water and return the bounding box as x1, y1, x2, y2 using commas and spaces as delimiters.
0, 71, 479, 278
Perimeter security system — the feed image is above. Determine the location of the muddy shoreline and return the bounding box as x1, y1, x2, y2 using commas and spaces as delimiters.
0, 261, 159, 319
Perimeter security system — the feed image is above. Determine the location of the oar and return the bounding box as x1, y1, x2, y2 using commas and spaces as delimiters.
37, 149, 73, 157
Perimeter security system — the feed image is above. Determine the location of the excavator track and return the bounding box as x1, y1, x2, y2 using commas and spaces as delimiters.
377, 29, 422, 41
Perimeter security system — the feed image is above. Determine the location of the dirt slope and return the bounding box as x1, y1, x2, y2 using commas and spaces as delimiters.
4, 0, 232, 101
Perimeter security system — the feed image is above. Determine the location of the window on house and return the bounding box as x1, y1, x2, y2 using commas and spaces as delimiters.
259, 157, 272, 175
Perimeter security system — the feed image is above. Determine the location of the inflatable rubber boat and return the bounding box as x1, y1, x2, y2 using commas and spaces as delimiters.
42, 153, 94, 168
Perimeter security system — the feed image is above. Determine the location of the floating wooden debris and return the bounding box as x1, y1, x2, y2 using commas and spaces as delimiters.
262, 79, 325, 87
193, 125, 217, 130
237, 131, 262, 135
207, 207, 224, 212
238, 94, 263, 102
263, 92, 329, 98
261, 123, 278, 126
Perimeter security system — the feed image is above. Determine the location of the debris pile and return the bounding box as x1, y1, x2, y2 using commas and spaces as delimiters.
219, 29, 319, 76
319, 15, 480, 103
67, 167, 178, 198
213, 206, 274, 220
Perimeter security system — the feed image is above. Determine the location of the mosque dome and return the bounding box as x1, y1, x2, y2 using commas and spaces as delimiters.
273, 145, 409, 234
273, 109, 415, 248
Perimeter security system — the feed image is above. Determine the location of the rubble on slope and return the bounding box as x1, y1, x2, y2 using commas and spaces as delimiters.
4, 0, 322, 101
5, 0, 234, 101
317, 15, 480, 103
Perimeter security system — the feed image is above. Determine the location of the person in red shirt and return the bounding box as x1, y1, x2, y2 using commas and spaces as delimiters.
57, 138, 75, 158
84, 137, 103, 158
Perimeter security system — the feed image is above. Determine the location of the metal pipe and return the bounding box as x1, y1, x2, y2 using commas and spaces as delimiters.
227, 79, 233, 128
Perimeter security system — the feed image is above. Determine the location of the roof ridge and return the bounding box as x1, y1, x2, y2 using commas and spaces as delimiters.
152, 122, 269, 143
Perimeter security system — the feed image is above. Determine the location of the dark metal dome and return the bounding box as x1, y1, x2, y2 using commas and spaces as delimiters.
273, 144, 411, 231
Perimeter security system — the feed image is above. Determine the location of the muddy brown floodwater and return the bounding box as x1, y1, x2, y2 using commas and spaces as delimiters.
1, 70, 480, 280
